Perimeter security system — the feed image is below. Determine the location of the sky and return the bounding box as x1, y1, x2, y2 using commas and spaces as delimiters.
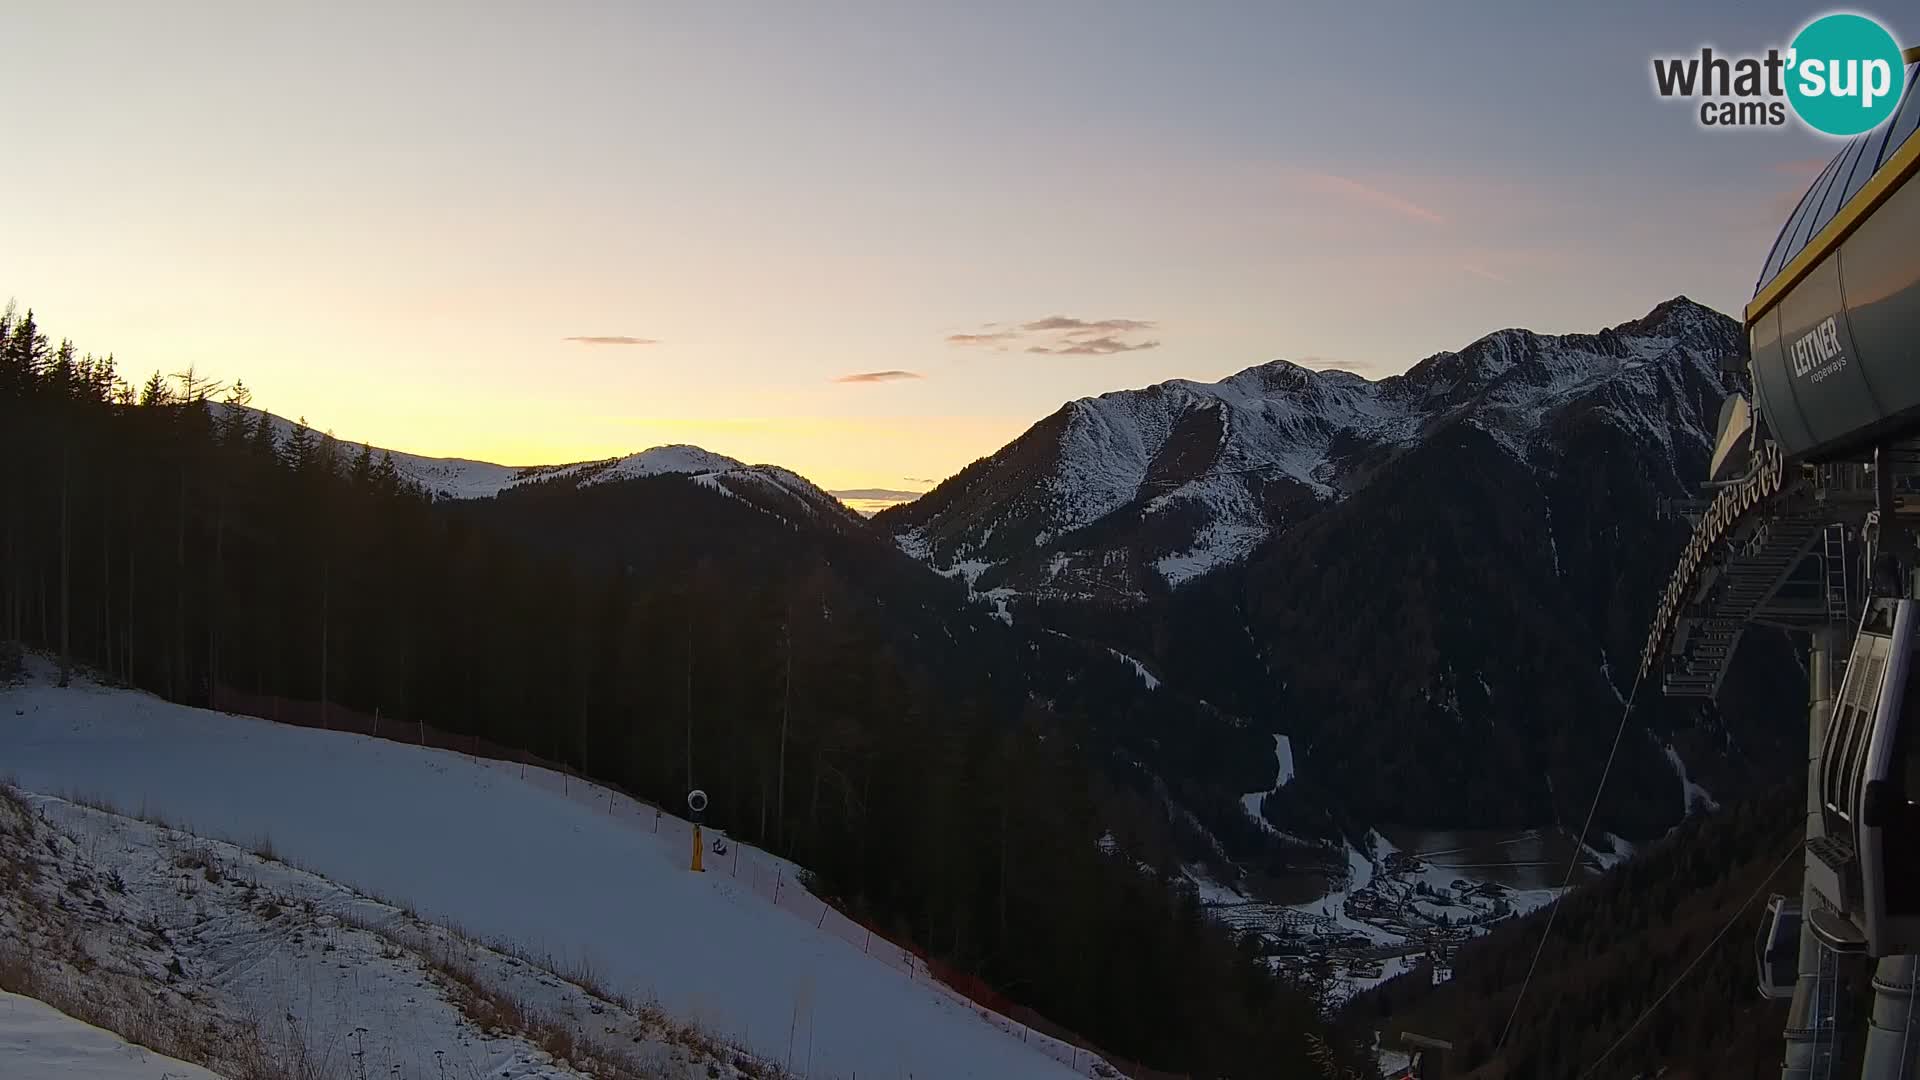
2, 1, 1877, 503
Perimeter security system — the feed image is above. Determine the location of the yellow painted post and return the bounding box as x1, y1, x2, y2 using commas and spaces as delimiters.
691, 823, 705, 872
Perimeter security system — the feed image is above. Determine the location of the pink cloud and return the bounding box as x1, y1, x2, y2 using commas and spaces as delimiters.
1289, 169, 1448, 226
947, 316, 1159, 357
834, 370, 924, 383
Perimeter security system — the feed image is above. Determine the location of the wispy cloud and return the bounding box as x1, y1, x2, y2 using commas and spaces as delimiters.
834, 370, 924, 383
1298, 355, 1371, 372
1020, 316, 1154, 333
1289, 169, 1447, 226
830, 488, 924, 500
563, 335, 658, 346
1027, 335, 1160, 356
944, 331, 1021, 347
1457, 262, 1509, 283
947, 315, 1160, 356
832, 487, 926, 516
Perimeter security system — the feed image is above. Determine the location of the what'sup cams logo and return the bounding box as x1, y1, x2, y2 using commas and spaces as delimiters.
1652, 12, 1907, 136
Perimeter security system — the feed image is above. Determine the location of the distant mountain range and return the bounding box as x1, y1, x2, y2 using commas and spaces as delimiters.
874, 296, 1801, 847
217, 405, 862, 526
228, 296, 1802, 852
876, 297, 1737, 599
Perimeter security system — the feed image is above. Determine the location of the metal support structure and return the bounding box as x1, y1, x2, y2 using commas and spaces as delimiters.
1856, 558, 1920, 1080
1644, 64, 1920, 1068
1787, 627, 1838, 1080
1831, 524, 1855, 634
1874, 449, 1907, 600
1823, 945, 1844, 1077
1861, 956, 1920, 1079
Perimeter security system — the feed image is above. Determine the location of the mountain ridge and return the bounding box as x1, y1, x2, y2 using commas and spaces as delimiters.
877, 295, 1734, 599
213, 404, 862, 524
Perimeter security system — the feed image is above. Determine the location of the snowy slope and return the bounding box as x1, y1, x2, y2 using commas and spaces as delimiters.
0, 991, 224, 1080
1237, 735, 1295, 834
0, 786, 775, 1080
0, 669, 1090, 1080
881, 297, 1738, 595
212, 405, 856, 520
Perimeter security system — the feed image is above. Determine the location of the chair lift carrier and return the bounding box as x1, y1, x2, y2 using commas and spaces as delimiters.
1808, 597, 1920, 956
1758, 894, 1803, 999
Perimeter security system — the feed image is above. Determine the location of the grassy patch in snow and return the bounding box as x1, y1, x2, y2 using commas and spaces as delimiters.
0, 781, 792, 1080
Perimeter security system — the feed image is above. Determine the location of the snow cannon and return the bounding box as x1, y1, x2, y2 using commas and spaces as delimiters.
1391, 1032, 1451, 1079
687, 789, 709, 872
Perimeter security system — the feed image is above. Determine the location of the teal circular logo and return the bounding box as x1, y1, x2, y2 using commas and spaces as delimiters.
1787, 13, 1906, 136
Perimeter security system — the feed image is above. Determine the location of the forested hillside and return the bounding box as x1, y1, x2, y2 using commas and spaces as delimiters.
882, 298, 1806, 848
0, 305, 1370, 1078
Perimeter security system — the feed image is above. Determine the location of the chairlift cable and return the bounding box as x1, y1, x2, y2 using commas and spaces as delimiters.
1574, 837, 1805, 1080
1898, 958, 1918, 1080
1496, 666, 1644, 1052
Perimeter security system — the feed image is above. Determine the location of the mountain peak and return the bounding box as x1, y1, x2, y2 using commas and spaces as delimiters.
209, 404, 832, 508
1612, 295, 1737, 342
584, 444, 745, 480
885, 299, 1746, 597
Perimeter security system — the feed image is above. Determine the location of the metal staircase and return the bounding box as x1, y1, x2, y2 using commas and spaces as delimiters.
1662, 519, 1824, 697
1825, 523, 1853, 683
1815, 942, 1842, 1079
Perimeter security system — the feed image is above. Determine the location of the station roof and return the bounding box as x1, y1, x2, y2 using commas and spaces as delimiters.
1750, 53, 1920, 325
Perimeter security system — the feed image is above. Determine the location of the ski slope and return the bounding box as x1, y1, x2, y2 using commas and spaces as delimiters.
0, 990, 223, 1080
1, 789, 751, 1079
0, 668, 1088, 1080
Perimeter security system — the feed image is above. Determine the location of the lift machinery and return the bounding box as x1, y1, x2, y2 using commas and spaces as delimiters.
1640, 49, 1920, 1080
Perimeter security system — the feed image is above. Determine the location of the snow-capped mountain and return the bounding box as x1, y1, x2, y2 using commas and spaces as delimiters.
214, 404, 859, 523
879, 297, 1737, 597
869, 294, 1808, 854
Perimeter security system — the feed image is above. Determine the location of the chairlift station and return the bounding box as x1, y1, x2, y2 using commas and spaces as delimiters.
1639, 48, 1920, 1080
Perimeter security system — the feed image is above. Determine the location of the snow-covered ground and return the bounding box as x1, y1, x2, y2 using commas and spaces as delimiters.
1105, 648, 1160, 690
0, 990, 224, 1080
1, 789, 669, 1079
0, 665, 1094, 1080
1237, 734, 1295, 835
1662, 742, 1720, 816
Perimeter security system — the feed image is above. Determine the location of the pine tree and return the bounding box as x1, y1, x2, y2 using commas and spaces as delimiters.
283, 418, 316, 472
47, 340, 77, 399
4, 310, 47, 396
219, 382, 255, 447
316, 432, 342, 480
140, 371, 174, 407
374, 450, 400, 496
250, 411, 278, 460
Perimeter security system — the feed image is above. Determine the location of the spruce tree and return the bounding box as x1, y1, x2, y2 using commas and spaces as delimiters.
250, 411, 279, 460
374, 450, 400, 496
139, 371, 173, 407
283, 418, 316, 472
